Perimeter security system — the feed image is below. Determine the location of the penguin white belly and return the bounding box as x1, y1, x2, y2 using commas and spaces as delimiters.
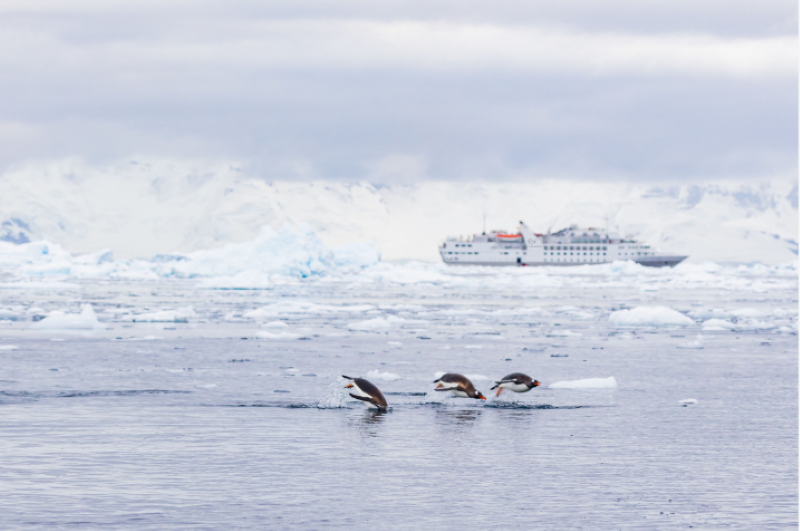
451, 389, 469, 398
501, 382, 530, 393
348, 384, 372, 399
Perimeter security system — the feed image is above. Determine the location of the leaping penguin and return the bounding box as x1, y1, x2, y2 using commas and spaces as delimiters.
432, 373, 486, 400
342, 375, 389, 410
490, 372, 541, 396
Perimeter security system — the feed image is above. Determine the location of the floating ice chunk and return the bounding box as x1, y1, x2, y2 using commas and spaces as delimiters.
256, 331, 301, 339
609, 306, 693, 327
677, 340, 704, 349
688, 308, 729, 320
702, 318, 735, 331
366, 370, 402, 381
679, 399, 698, 406
262, 320, 288, 329
0, 345, 18, 350
549, 376, 618, 389
124, 306, 196, 323
387, 341, 403, 347
120, 335, 163, 341
0, 308, 24, 320
729, 308, 769, 319
546, 330, 582, 338
34, 304, 104, 330
0, 281, 80, 290
349, 315, 424, 331
464, 344, 483, 349
245, 301, 374, 318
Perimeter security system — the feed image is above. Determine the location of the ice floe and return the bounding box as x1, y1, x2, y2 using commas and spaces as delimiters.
609, 306, 693, 327
366, 370, 402, 381
256, 331, 302, 340
33, 304, 105, 330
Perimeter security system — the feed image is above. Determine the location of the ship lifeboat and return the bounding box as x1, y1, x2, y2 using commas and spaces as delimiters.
496, 233, 523, 241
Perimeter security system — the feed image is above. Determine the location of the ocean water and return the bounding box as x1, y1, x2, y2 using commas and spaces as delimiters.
0, 271, 796, 529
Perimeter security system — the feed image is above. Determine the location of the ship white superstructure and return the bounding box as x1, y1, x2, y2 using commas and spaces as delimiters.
440, 222, 687, 267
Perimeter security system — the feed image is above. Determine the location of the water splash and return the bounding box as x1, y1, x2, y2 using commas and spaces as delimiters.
317, 376, 350, 409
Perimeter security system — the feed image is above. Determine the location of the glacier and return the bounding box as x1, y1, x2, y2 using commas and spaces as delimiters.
0, 158, 796, 264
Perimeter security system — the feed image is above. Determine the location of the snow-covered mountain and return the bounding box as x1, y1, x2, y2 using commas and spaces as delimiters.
1, 158, 797, 264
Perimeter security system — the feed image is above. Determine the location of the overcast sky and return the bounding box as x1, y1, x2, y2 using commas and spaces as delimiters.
0, 0, 796, 182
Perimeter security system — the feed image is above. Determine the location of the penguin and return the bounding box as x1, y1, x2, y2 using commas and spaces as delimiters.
432, 373, 486, 400
342, 375, 388, 410
490, 372, 541, 396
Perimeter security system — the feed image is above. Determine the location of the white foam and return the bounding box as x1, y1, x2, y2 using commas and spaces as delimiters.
549, 376, 618, 389
366, 370, 402, 381
33, 304, 104, 330
0, 345, 18, 350
609, 306, 693, 327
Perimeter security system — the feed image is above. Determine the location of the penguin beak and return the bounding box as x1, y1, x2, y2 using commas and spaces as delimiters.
344, 383, 353, 388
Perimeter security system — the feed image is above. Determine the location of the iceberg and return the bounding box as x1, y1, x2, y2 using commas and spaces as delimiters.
0, 225, 380, 282
33, 304, 104, 330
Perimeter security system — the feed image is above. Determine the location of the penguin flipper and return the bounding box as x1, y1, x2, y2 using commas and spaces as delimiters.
349, 393, 372, 402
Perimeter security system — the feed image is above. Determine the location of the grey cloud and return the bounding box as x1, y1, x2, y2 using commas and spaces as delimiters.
0, 0, 795, 182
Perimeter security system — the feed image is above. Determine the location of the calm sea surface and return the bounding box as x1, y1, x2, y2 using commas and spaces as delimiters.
0, 276, 796, 529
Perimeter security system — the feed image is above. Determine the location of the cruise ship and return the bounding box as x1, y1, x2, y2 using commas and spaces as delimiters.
439, 222, 687, 267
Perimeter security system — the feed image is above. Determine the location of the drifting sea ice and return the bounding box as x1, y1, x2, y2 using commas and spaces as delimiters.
609, 306, 694, 327
365, 370, 402, 381
702, 318, 736, 331
33, 304, 105, 330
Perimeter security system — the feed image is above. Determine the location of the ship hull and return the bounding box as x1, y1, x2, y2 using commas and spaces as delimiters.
440, 254, 688, 268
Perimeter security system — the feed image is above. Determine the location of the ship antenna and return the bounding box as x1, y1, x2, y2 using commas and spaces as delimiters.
482, 212, 486, 235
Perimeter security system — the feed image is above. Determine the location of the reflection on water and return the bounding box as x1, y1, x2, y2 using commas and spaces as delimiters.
348, 408, 388, 438
435, 408, 483, 429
